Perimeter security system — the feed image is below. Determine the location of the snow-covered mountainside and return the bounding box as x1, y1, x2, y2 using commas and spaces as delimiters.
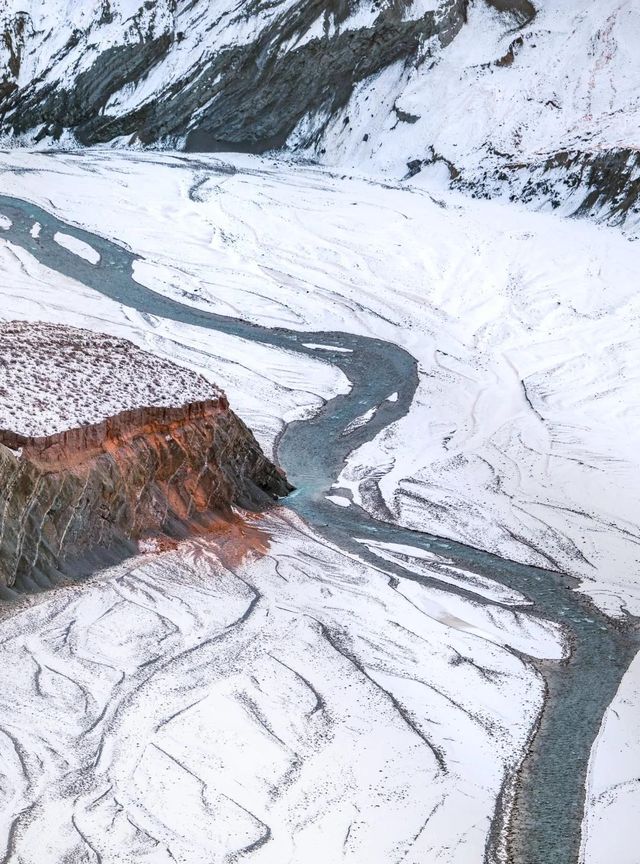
2, 1, 639, 231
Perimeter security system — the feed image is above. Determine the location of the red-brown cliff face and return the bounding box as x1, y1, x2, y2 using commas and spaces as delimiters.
0, 397, 292, 595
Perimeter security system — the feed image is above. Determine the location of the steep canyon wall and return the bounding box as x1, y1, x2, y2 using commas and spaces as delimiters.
0, 397, 292, 594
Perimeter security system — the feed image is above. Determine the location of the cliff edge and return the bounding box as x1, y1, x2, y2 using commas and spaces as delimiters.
0, 323, 292, 595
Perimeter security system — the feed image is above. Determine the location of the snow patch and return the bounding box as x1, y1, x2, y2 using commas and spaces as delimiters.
343, 405, 376, 435
303, 342, 353, 353
53, 231, 100, 264
581, 650, 640, 864
326, 494, 351, 507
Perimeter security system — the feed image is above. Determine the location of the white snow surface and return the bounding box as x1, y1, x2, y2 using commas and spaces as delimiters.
359, 539, 530, 607
0, 320, 224, 437
303, 342, 353, 353
53, 231, 101, 263
580, 649, 640, 864
325, 494, 351, 507
0, 508, 558, 864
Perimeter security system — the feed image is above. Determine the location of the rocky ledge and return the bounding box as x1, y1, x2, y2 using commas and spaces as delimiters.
0, 324, 292, 596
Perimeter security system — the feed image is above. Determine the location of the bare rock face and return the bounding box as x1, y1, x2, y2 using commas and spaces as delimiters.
0, 400, 292, 594
455, 147, 640, 229
485, 0, 535, 25
0, 0, 470, 151
0, 325, 292, 595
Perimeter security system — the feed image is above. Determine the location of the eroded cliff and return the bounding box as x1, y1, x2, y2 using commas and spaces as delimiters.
0, 398, 292, 596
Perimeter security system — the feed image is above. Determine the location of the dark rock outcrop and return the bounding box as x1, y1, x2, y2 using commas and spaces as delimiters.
485, 0, 536, 27
0, 398, 292, 595
455, 146, 640, 229
0, 0, 470, 151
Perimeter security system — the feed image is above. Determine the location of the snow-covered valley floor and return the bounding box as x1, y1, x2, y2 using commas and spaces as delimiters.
1, 148, 638, 616
0, 510, 558, 864
0, 149, 638, 863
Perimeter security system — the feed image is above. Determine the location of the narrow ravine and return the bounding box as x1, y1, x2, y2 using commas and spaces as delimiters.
0, 191, 637, 864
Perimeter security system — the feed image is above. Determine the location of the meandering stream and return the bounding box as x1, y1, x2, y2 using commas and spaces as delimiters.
0, 189, 636, 864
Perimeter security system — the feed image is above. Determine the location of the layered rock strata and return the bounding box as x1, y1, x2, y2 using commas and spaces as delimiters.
0, 398, 292, 595
0, 0, 471, 150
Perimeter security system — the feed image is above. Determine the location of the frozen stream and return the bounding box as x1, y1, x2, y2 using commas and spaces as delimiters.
0, 192, 637, 864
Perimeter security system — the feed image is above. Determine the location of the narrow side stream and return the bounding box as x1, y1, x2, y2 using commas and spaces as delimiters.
0, 192, 636, 864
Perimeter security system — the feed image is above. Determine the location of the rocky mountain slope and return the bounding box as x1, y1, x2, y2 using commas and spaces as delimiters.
1, 0, 638, 231
0, 323, 292, 595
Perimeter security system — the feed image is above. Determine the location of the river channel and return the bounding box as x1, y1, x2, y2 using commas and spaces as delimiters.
0, 188, 636, 864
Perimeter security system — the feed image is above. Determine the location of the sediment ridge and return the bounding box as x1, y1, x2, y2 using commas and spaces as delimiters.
0, 396, 293, 595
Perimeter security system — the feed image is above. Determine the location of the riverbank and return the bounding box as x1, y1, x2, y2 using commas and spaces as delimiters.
0, 150, 637, 862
